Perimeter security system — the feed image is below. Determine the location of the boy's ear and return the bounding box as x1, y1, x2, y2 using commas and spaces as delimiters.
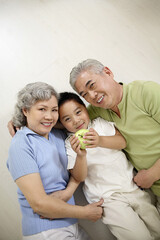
104, 66, 114, 77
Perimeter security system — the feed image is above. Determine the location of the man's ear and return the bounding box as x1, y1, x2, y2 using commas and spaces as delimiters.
104, 66, 114, 77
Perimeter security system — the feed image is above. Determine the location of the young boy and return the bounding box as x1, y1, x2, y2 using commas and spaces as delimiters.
58, 91, 160, 240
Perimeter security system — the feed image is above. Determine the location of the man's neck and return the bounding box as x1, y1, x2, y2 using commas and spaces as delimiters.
111, 83, 123, 118
111, 106, 121, 118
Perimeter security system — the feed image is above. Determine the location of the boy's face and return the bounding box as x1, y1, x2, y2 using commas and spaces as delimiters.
23, 95, 58, 139
59, 100, 90, 133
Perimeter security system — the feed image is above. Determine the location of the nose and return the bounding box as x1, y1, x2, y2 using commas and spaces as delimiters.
72, 115, 79, 125
88, 90, 97, 99
44, 111, 53, 119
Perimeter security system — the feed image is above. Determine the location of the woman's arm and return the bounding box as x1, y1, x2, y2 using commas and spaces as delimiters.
16, 172, 103, 221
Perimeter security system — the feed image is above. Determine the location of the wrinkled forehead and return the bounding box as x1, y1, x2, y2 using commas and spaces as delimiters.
75, 71, 92, 92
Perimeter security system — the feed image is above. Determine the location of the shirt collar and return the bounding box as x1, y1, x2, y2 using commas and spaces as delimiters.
22, 126, 39, 136
117, 82, 126, 110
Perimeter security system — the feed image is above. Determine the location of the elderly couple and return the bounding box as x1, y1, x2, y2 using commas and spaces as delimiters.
7, 59, 160, 240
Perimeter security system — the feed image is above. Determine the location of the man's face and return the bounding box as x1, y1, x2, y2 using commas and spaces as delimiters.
75, 68, 118, 110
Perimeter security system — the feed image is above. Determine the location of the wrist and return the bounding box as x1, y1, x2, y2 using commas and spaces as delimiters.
80, 206, 89, 219
64, 188, 73, 198
98, 136, 102, 147
148, 166, 160, 182
77, 152, 86, 158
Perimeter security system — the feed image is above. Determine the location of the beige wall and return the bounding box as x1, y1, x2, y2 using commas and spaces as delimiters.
0, 0, 160, 239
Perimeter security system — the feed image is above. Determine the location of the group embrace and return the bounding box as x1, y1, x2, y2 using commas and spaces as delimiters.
7, 59, 160, 240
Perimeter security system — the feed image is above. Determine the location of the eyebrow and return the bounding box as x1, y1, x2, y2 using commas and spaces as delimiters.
61, 114, 69, 120
61, 107, 80, 120
79, 80, 92, 96
38, 104, 58, 108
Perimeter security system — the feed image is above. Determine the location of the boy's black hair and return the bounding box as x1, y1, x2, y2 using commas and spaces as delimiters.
58, 92, 86, 108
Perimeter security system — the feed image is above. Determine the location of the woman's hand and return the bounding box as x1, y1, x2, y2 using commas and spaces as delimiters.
84, 198, 104, 222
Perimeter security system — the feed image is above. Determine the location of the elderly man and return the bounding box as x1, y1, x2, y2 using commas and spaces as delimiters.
69, 59, 160, 212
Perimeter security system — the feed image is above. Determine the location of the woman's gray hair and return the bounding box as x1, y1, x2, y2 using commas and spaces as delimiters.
12, 82, 58, 127
70, 59, 105, 91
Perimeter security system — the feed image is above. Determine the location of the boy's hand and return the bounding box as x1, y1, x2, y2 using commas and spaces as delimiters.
70, 135, 86, 156
83, 128, 100, 148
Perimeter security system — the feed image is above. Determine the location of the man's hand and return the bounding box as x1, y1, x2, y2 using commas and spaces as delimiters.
7, 120, 19, 137
134, 169, 156, 188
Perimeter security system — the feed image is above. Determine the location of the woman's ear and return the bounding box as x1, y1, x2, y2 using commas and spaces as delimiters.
22, 108, 28, 117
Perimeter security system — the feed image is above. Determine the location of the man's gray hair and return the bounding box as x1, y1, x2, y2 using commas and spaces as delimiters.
12, 82, 58, 127
70, 59, 105, 91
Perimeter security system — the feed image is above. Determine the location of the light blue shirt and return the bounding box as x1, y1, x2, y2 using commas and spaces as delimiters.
7, 127, 77, 236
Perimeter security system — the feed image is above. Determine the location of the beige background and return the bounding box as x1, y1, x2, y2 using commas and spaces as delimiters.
0, 0, 160, 239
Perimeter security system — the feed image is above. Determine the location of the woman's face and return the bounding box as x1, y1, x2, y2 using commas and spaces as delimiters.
59, 100, 90, 133
23, 95, 58, 139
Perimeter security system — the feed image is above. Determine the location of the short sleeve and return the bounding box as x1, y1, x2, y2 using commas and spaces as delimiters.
7, 132, 39, 181
142, 81, 160, 123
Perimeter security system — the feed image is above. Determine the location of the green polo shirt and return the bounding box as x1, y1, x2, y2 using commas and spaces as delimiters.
88, 80, 160, 196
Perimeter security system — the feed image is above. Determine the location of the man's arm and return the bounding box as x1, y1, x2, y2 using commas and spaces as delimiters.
134, 159, 160, 188
84, 128, 126, 150
7, 119, 64, 137
133, 82, 160, 188
7, 120, 19, 137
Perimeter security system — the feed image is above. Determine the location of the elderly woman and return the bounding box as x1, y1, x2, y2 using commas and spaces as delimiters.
7, 82, 103, 240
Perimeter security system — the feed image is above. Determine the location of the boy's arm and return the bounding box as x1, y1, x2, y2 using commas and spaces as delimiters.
69, 135, 88, 182
84, 128, 126, 150
50, 175, 80, 202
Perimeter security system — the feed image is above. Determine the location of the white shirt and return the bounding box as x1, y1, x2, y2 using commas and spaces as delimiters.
66, 117, 138, 203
